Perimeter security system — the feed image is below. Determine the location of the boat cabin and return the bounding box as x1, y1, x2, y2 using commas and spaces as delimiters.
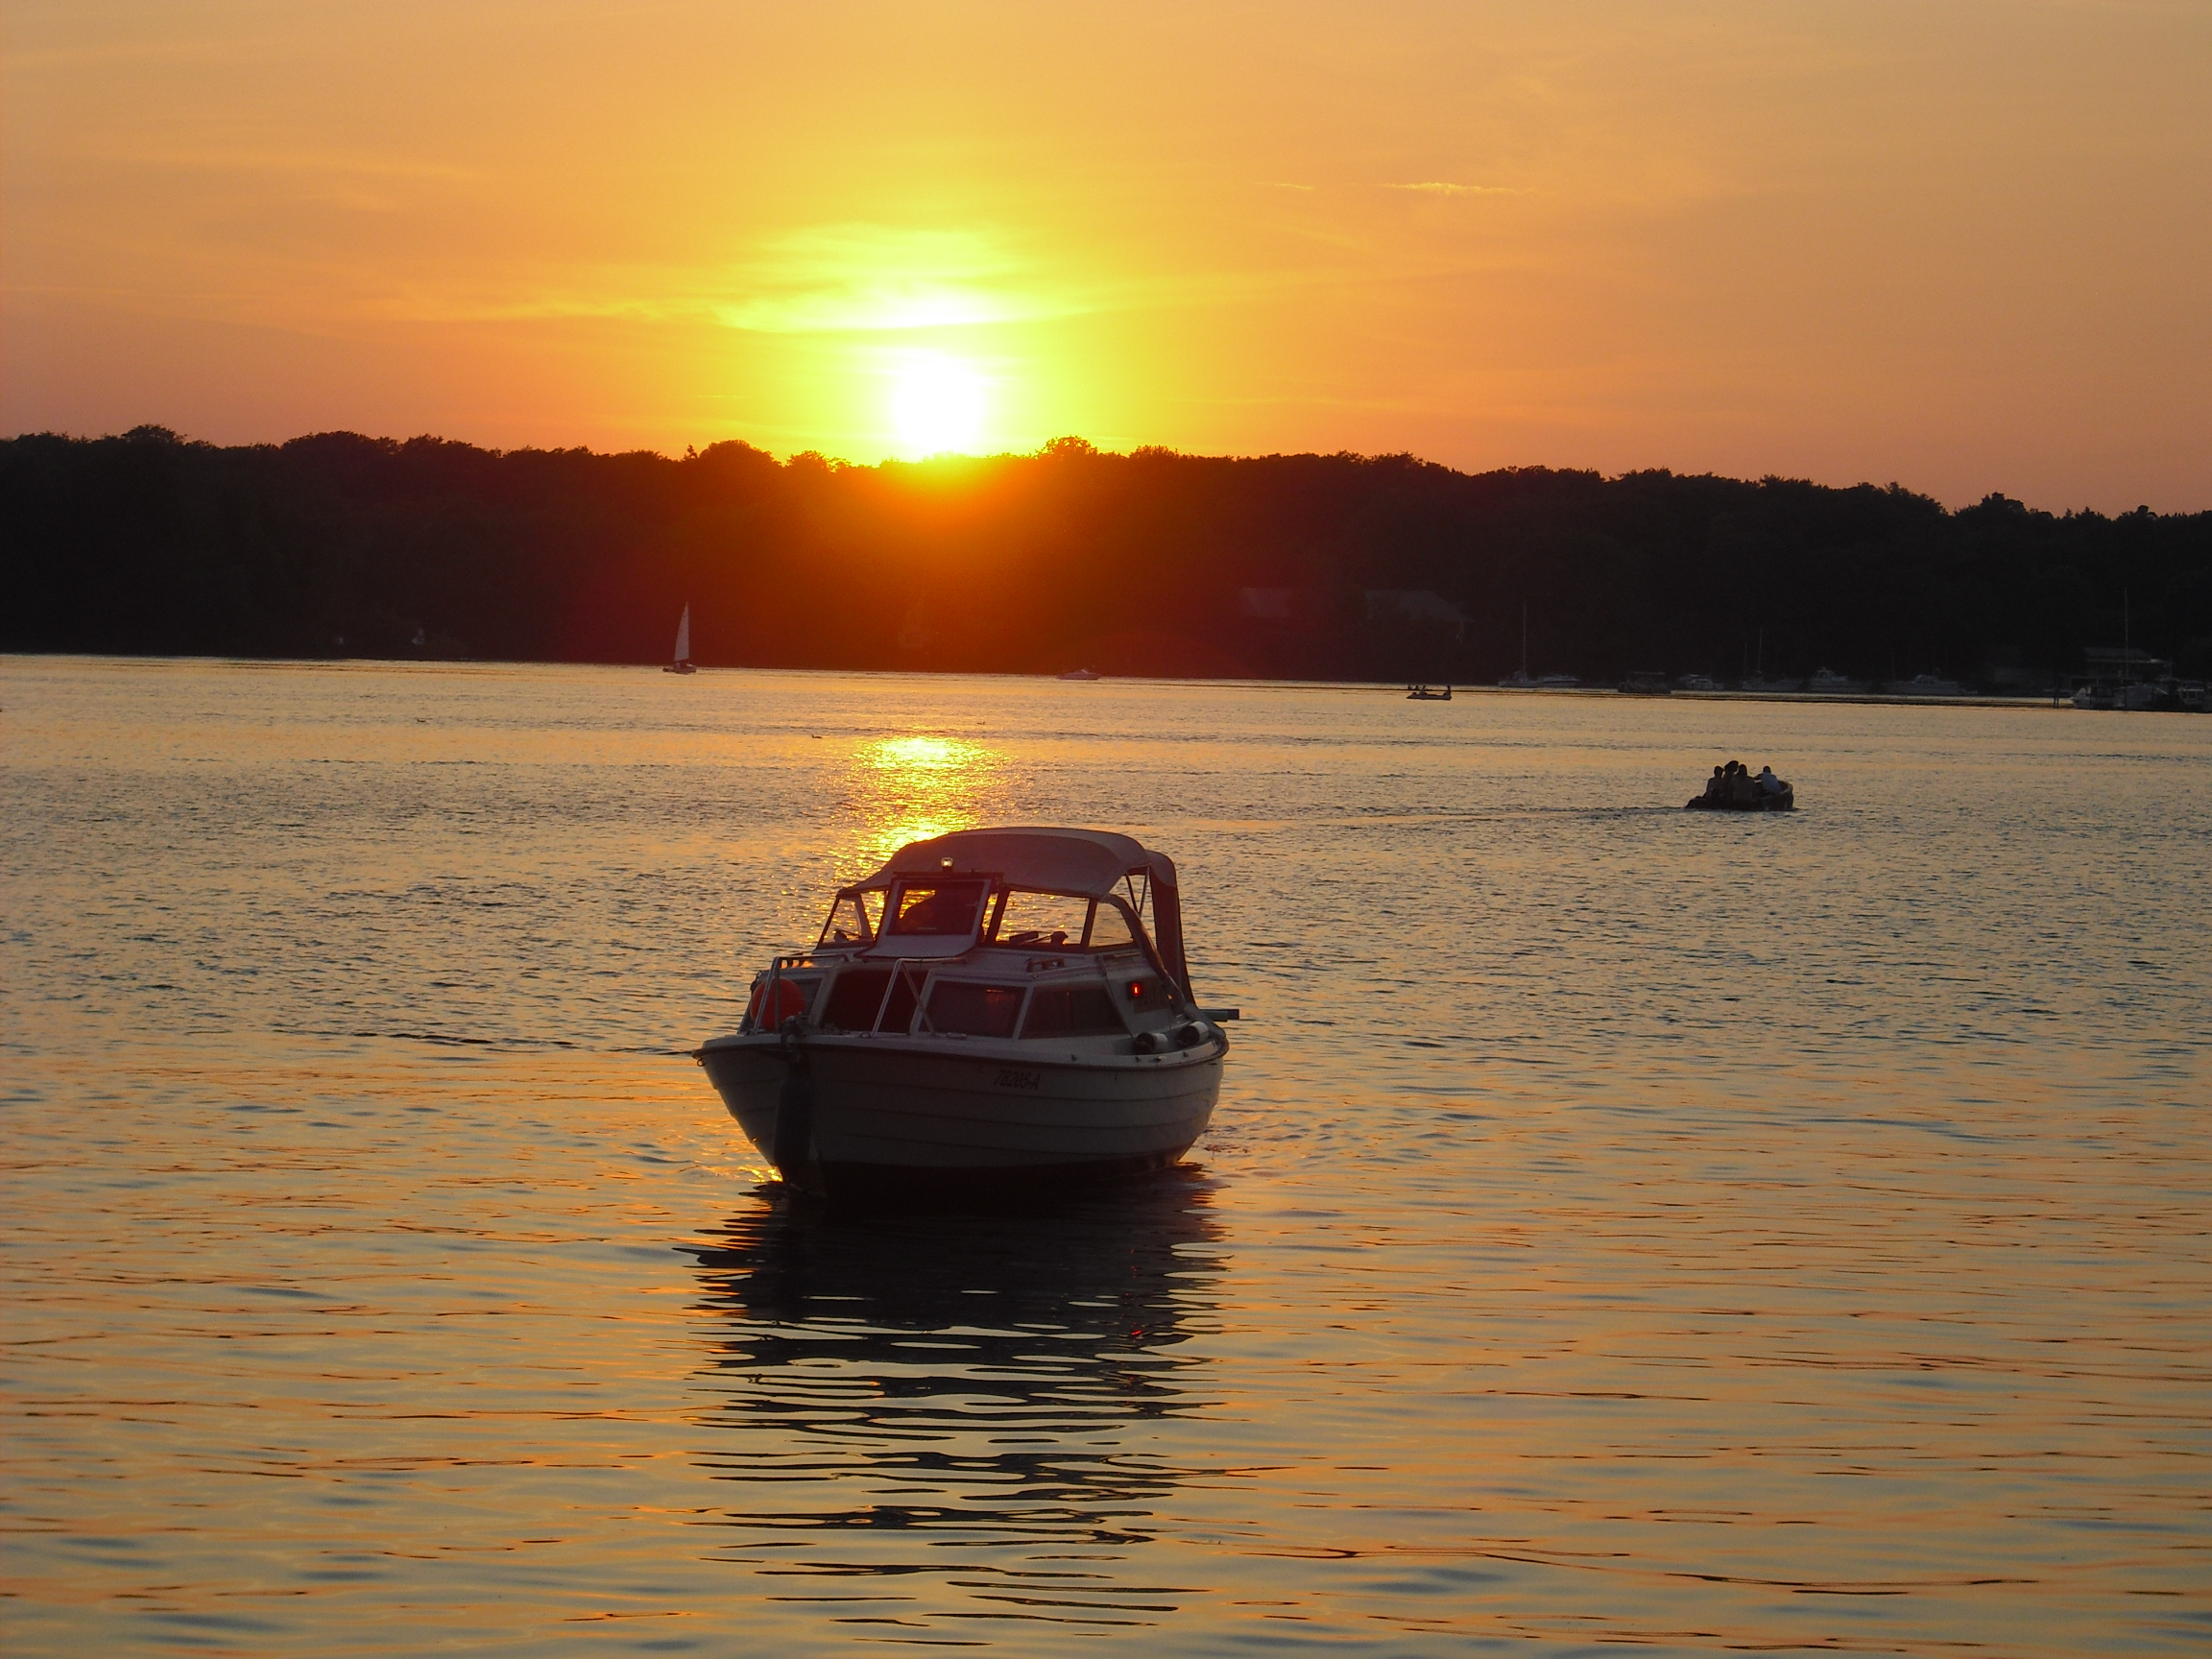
743, 828, 1204, 1049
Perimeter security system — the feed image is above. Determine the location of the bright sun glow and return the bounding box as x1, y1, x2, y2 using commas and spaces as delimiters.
889, 353, 987, 456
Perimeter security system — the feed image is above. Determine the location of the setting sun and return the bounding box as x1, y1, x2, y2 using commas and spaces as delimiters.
889, 353, 987, 458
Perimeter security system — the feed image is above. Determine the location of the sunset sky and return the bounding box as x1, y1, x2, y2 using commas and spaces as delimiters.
4, 0, 2207, 509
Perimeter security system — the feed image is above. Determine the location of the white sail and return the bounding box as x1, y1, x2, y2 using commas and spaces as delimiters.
672, 603, 691, 664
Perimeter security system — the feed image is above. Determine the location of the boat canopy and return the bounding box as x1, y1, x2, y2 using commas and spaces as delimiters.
856, 828, 1191, 991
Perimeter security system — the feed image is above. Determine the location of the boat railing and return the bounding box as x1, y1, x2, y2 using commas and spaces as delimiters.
867, 959, 935, 1035
743, 953, 816, 1035
757, 950, 1211, 1040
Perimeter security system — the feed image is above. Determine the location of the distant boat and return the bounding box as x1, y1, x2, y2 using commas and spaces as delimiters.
1676, 673, 1723, 692
1058, 667, 1102, 682
1887, 673, 1968, 697
1686, 766, 1795, 812
1742, 675, 1803, 693
664, 604, 697, 674
1496, 602, 1577, 687
1808, 667, 1864, 695
1618, 671, 1671, 695
1406, 684, 1452, 700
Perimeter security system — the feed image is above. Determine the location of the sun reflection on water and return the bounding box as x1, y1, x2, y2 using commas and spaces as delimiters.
843, 733, 1006, 875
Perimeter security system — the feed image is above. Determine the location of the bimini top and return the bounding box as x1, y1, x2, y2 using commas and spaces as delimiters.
860, 827, 1176, 900
858, 827, 1191, 990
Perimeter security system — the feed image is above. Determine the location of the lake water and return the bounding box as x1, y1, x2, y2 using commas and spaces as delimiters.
4, 657, 2207, 1656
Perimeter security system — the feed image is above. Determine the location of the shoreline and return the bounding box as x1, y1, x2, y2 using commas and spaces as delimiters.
3, 651, 2197, 712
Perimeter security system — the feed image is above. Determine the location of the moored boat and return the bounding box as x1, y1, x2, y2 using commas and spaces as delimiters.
1887, 673, 1968, 697
1406, 684, 1452, 700
695, 828, 1234, 1201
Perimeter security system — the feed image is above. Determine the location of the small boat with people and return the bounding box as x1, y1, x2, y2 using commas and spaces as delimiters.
1406, 684, 1452, 700
694, 828, 1236, 1201
1686, 758, 1794, 811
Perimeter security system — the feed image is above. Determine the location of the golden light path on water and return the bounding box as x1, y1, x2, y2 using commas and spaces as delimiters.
845, 733, 1002, 874
2, 658, 2207, 1656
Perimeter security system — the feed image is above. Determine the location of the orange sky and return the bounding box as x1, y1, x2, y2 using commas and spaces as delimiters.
5, 1, 2207, 509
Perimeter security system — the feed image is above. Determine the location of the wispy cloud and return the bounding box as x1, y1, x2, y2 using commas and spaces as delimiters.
87, 145, 479, 184
1385, 181, 1527, 197
362, 225, 1087, 333
711, 225, 1080, 335
367, 216, 1539, 337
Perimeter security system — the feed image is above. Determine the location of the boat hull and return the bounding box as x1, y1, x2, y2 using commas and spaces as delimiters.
697, 1031, 1224, 1199
1685, 790, 1794, 811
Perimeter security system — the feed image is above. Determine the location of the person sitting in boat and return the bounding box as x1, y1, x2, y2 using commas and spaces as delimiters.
1723, 759, 1756, 804
1703, 764, 1728, 800
1756, 764, 1786, 796
890, 879, 986, 937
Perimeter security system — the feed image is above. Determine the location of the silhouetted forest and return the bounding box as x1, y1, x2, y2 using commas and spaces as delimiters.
5, 425, 2207, 686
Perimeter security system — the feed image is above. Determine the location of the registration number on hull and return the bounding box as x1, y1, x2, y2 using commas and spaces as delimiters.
993, 1068, 1043, 1092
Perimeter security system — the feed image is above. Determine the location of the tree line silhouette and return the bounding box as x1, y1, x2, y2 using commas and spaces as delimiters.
5, 425, 2206, 686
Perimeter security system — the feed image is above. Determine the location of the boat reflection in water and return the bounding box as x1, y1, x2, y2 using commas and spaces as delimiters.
683, 1172, 1226, 1637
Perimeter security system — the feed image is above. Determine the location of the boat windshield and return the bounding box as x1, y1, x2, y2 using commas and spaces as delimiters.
887, 879, 989, 938
986, 889, 1144, 952
1088, 899, 1137, 950
990, 888, 1090, 949
817, 888, 883, 949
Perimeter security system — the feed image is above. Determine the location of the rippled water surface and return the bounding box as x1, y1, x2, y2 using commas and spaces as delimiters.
5, 657, 2208, 1655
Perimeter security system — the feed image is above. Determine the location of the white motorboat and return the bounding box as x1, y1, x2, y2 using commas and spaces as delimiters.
695, 828, 1235, 1200
2075, 681, 2167, 710
1808, 667, 1865, 694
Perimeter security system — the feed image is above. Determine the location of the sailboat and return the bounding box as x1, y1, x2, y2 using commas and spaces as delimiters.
1498, 603, 1535, 687
663, 603, 697, 674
